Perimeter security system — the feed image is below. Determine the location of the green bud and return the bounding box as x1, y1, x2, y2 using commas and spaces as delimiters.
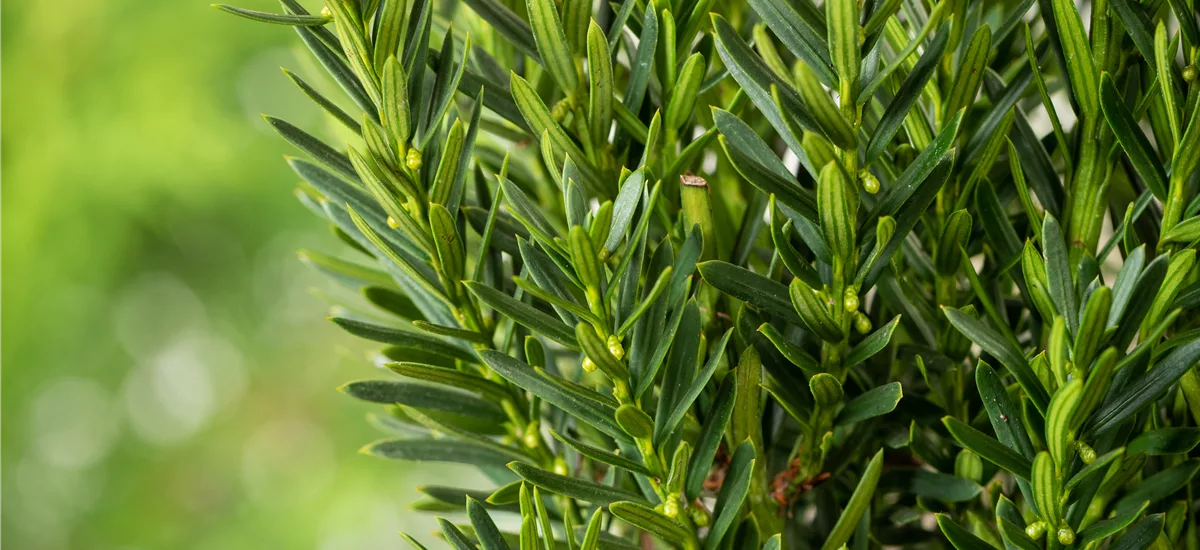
1026, 521, 1047, 540
405, 147, 422, 171
576, 323, 627, 381
844, 287, 860, 313
523, 421, 541, 448
810, 373, 844, 410
582, 357, 598, 372
824, 343, 842, 366
662, 497, 680, 518
954, 449, 983, 483
550, 98, 571, 121
1057, 527, 1076, 545
871, 215, 899, 274
1183, 65, 1197, 82
860, 170, 880, 194
553, 457, 569, 476
1076, 440, 1097, 464
854, 312, 872, 334
607, 334, 625, 360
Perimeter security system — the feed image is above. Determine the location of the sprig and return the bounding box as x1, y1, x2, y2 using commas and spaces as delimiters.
220, 0, 1200, 548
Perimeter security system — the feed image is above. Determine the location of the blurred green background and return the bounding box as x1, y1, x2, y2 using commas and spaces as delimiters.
2, 1, 472, 548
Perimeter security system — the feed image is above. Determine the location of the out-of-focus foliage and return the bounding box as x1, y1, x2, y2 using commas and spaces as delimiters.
2, 2, 454, 549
